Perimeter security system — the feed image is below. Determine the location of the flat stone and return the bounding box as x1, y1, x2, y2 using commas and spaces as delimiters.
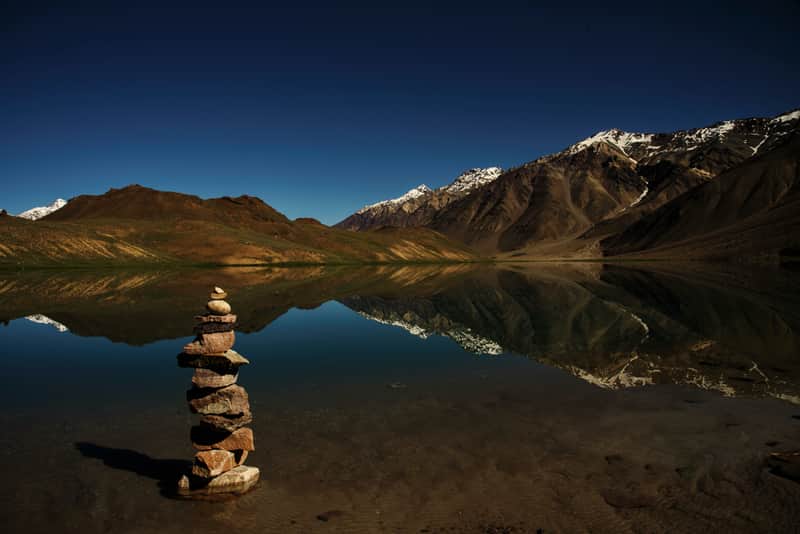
192, 368, 238, 389
206, 300, 231, 315
210, 291, 228, 300
187, 384, 249, 416
194, 321, 235, 335
183, 331, 236, 355
176, 465, 260, 497
192, 426, 255, 451
192, 449, 237, 478
200, 412, 253, 432
177, 350, 250, 373
205, 465, 259, 493
194, 313, 237, 324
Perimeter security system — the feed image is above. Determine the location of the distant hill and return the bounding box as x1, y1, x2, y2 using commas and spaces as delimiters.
0, 185, 475, 267
45, 185, 288, 225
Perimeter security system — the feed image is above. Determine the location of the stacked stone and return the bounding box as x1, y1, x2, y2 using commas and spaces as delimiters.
176, 286, 259, 496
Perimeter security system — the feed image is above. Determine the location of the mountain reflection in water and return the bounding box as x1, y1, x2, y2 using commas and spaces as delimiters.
1, 263, 798, 402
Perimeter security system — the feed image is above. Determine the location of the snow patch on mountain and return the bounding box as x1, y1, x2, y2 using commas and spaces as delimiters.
566, 129, 654, 158
357, 185, 432, 214
18, 198, 67, 220
355, 167, 502, 216
772, 110, 800, 124
442, 167, 503, 195
628, 183, 649, 209
682, 120, 736, 145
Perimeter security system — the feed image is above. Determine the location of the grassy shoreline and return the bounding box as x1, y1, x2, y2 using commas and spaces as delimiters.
2, 255, 794, 272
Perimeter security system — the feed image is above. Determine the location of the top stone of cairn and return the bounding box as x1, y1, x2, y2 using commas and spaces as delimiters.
210, 286, 228, 300
206, 286, 231, 315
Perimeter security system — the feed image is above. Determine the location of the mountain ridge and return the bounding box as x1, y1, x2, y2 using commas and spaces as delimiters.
336, 167, 503, 231
338, 108, 800, 261
0, 185, 475, 267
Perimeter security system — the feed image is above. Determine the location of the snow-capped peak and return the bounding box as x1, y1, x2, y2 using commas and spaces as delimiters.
442, 167, 503, 195
357, 185, 432, 214
355, 167, 503, 216
772, 109, 800, 124
17, 198, 67, 220
567, 128, 654, 158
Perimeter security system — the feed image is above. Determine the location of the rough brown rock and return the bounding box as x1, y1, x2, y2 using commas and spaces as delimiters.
182, 331, 235, 355
200, 412, 253, 432
192, 368, 238, 388
192, 426, 255, 451
194, 321, 235, 335
177, 349, 250, 373
187, 384, 249, 416
194, 313, 237, 324
192, 449, 236, 478
206, 300, 231, 315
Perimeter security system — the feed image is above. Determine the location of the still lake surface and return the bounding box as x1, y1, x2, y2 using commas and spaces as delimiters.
1, 263, 799, 533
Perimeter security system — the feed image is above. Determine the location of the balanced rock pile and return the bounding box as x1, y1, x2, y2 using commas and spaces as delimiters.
176, 286, 259, 496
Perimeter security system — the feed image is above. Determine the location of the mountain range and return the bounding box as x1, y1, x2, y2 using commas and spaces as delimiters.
337, 109, 800, 262
2, 108, 798, 267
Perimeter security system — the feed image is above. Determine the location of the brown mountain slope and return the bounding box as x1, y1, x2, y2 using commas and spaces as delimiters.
1, 185, 475, 267
45, 184, 289, 226
580, 161, 712, 241
430, 142, 645, 252
601, 134, 800, 260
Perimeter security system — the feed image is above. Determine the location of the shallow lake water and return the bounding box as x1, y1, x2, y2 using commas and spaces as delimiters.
1, 263, 799, 533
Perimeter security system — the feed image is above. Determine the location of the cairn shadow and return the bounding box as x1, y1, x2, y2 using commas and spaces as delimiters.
75, 442, 191, 498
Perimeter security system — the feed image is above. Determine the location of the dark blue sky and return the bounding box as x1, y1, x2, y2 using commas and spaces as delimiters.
2, 2, 799, 223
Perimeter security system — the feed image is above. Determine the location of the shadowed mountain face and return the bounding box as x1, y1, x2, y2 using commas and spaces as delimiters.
600, 135, 800, 259
2, 264, 798, 402
430, 143, 645, 252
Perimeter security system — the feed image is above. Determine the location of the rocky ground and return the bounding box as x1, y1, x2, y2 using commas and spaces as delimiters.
1, 362, 799, 533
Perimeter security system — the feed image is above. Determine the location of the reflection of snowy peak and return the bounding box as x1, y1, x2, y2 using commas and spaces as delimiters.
354, 308, 503, 355
557, 343, 799, 404
339, 270, 800, 405
18, 198, 68, 220
25, 314, 69, 332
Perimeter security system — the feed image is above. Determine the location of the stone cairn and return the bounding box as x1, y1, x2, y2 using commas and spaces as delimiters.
176, 286, 259, 497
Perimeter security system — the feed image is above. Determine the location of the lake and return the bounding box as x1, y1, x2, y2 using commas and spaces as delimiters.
1, 263, 799, 533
